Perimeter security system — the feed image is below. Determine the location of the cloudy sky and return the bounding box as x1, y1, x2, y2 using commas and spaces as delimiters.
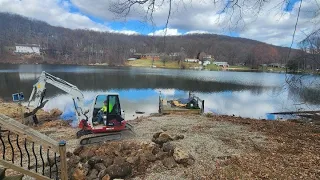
0, 0, 319, 47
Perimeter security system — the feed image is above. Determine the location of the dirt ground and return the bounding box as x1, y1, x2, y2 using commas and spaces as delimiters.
35, 114, 320, 179
0, 101, 319, 179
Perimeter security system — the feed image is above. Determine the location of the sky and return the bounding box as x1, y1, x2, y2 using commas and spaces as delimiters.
0, 0, 319, 47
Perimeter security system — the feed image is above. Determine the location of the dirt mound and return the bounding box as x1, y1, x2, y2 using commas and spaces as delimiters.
68, 132, 193, 179
0, 102, 62, 123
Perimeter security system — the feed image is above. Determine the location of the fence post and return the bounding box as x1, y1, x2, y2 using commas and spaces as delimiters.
58, 140, 68, 180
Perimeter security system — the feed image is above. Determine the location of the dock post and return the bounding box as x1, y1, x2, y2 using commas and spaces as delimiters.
201, 100, 205, 114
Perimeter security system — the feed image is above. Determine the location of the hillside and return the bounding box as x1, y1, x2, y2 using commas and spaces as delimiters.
0, 13, 298, 66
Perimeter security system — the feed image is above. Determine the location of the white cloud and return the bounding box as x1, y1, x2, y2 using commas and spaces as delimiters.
0, 0, 110, 31
1, 0, 319, 46
185, 30, 210, 35
148, 28, 181, 36
112, 30, 139, 35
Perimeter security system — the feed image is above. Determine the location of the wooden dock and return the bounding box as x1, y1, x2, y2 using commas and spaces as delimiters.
159, 92, 204, 114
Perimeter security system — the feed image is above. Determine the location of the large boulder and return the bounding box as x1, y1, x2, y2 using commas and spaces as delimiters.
88, 156, 103, 167
162, 142, 175, 155
162, 157, 177, 169
103, 157, 114, 168
113, 156, 126, 165
87, 169, 98, 180
68, 155, 81, 167
156, 151, 169, 160
126, 156, 139, 166
73, 146, 84, 156
98, 170, 108, 179
79, 151, 95, 162
152, 132, 173, 145
94, 163, 107, 171
106, 162, 132, 178
173, 148, 194, 166
72, 163, 89, 180
72, 167, 86, 180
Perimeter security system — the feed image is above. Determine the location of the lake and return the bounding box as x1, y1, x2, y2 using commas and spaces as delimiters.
0, 64, 319, 121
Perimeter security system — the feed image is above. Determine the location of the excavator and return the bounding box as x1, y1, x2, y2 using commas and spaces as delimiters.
24, 71, 134, 145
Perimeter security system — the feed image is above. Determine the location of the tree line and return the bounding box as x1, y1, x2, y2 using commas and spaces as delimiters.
0, 12, 301, 67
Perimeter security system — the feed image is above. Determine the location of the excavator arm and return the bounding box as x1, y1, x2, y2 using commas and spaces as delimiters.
25, 71, 88, 123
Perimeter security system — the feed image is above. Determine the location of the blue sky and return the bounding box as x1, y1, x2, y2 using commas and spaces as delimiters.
0, 0, 319, 47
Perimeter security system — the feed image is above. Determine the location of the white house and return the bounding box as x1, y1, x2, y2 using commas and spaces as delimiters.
185, 58, 199, 63
15, 44, 40, 55
199, 60, 211, 66
213, 62, 229, 67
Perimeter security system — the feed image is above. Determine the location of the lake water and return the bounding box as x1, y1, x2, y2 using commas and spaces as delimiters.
0, 64, 319, 121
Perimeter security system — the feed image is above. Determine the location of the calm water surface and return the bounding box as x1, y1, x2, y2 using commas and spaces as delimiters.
0, 64, 319, 121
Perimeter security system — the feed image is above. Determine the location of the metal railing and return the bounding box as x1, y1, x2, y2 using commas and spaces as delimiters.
0, 114, 67, 180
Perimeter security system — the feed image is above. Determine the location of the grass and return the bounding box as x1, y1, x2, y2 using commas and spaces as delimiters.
259, 66, 286, 72
126, 59, 200, 69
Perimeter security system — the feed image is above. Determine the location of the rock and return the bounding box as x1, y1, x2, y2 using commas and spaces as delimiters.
72, 167, 86, 180
156, 151, 169, 160
162, 142, 175, 155
87, 169, 98, 180
102, 174, 111, 180
152, 132, 173, 145
73, 146, 84, 156
162, 157, 177, 169
103, 157, 114, 168
50, 108, 63, 117
88, 156, 103, 167
66, 151, 73, 158
79, 151, 94, 161
173, 148, 195, 166
126, 156, 139, 165
94, 163, 106, 171
113, 156, 126, 165
144, 151, 157, 162
173, 134, 185, 140
106, 162, 132, 178
68, 155, 81, 167
98, 170, 107, 179
141, 141, 158, 152
152, 145, 161, 155
153, 132, 162, 139
158, 132, 173, 143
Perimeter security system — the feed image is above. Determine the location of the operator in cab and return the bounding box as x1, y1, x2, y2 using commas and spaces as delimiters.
98, 99, 114, 124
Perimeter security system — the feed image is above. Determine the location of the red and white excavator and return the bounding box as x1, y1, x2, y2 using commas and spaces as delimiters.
24, 71, 133, 145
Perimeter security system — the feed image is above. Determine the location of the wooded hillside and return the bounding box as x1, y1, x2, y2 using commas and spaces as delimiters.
0, 13, 298, 66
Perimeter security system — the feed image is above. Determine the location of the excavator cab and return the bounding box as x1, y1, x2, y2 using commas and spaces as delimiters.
92, 94, 123, 127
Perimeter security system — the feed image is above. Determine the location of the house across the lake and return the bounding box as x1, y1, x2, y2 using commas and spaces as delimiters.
132, 53, 160, 60
213, 62, 229, 67
15, 44, 40, 55
185, 58, 199, 63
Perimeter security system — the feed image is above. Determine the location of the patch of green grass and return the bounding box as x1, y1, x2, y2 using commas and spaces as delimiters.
205, 64, 222, 71
126, 59, 200, 69
259, 66, 286, 72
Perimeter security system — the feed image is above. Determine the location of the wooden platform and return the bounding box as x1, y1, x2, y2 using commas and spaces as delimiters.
161, 100, 201, 114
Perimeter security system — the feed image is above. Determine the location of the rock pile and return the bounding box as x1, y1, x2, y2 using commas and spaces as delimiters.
68, 132, 194, 179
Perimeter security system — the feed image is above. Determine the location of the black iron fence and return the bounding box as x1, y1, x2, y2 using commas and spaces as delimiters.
0, 114, 67, 180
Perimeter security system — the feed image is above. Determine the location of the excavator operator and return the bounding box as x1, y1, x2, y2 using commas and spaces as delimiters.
98, 99, 115, 124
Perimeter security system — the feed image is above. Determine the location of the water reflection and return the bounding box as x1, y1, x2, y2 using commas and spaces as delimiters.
0, 64, 319, 121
